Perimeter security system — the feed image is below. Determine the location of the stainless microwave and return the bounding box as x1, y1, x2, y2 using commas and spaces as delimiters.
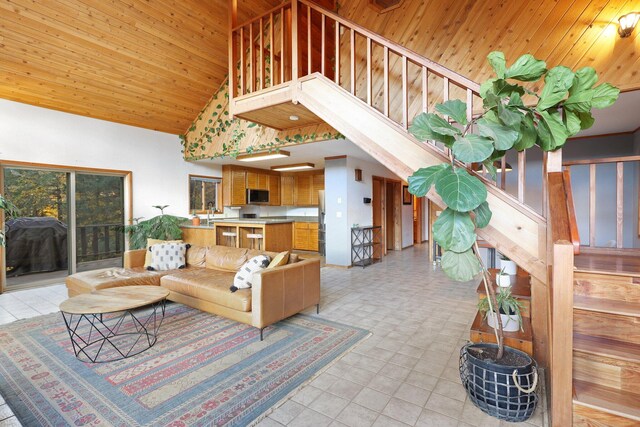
247, 189, 269, 204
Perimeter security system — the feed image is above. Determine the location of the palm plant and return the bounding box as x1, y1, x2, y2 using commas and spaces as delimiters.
124, 206, 188, 250
0, 194, 19, 247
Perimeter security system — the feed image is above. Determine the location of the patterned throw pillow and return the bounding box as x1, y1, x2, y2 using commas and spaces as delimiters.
230, 255, 271, 293
147, 243, 190, 271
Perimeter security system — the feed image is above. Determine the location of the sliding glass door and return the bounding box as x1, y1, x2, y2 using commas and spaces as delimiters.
2, 166, 126, 290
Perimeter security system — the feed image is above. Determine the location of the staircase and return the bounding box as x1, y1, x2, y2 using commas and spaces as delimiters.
222, 1, 639, 425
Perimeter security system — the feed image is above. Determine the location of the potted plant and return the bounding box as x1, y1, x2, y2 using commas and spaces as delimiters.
191, 210, 201, 226
496, 267, 511, 287
0, 194, 19, 247
499, 254, 517, 275
479, 286, 524, 332
124, 205, 188, 250
408, 51, 619, 421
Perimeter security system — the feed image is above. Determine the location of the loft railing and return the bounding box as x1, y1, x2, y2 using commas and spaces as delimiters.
229, 0, 550, 220
563, 155, 640, 251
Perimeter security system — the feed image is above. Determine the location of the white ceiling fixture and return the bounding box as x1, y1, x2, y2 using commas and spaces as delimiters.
237, 150, 290, 162
271, 162, 315, 171
289, 115, 299, 121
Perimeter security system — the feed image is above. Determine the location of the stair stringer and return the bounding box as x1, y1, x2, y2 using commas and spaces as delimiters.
294, 73, 547, 283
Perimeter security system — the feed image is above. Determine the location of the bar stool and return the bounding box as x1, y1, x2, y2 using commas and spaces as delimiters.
222, 231, 237, 247
246, 233, 263, 250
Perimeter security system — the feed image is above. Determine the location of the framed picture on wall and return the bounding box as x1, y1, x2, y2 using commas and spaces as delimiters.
402, 185, 412, 205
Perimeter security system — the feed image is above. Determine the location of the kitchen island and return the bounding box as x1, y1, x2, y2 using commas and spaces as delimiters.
180, 218, 295, 252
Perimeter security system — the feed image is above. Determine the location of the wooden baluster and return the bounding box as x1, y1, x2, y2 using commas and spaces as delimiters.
443, 76, 449, 101
321, 14, 326, 75
402, 56, 408, 129
228, 0, 237, 102
291, 0, 298, 80
617, 161, 623, 248
366, 38, 372, 106
518, 151, 526, 203
383, 46, 389, 117
335, 21, 340, 84
500, 156, 507, 190
280, 7, 285, 84
465, 88, 472, 126
240, 27, 245, 95
589, 163, 596, 247
249, 23, 254, 92
259, 18, 264, 90
307, 5, 312, 75
350, 28, 355, 95
269, 13, 274, 87
542, 151, 548, 216
422, 67, 428, 113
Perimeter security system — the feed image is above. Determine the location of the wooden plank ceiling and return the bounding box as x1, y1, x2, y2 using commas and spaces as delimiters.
0, 0, 276, 134
1, 0, 638, 134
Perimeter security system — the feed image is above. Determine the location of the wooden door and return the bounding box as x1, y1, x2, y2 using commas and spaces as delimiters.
413, 196, 422, 244
372, 176, 385, 257
268, 175, 281, 205
385, 182, 395, 250
294, 175, 312, 206
281, 176, 295, 205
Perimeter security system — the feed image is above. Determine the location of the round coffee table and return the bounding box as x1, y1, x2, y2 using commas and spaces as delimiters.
60, 286, 170, 363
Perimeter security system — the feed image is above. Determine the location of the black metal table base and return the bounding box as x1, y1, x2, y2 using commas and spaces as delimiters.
61, 300, 166, 363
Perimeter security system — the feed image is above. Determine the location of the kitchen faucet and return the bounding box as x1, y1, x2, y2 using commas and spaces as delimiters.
206, 202, 215, 226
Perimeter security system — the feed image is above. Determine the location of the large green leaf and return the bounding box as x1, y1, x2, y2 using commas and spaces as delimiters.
504, 54, 547, 81
577, 111, 595, 130
441, 249, 482, 282
409, 113, 456, 146
435, 167, 487, 212
480, 78, 498, 99
498, 104, 522, 127
591, 83, 620, 109
537, 110, 569, 150
435, 100, 468, 125
428, 114, 461, 136
564, 90, 593, 113
482, 159, 498, 180
563, 109, 582, 136
487, 51, 506, 78
569, 67, 598, 95
452, 135, 493, 163
477, 118, 519, 150
473, 201, 492, 228
493, 80, 525, 97
537, 66, 574, 110
513, 115, 537, 151
433, 209, 477, 252
408, 164, 451, 197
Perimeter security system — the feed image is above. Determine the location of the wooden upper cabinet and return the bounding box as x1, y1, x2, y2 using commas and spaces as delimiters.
247, 171, 269, 190
231, 170, 247, 205
258, 173, 268, 190
246, 171, 258, 189
311, 173, 324, 205
268, 175, 281, 206
281, 176, 295, 206
294, 175, 313, 206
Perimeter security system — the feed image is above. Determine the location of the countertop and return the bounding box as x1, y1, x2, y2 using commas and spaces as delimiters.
181, 216, 319, 229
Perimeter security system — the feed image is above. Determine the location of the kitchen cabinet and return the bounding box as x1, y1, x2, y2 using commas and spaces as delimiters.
294, 175, 313, 206
293, 222, 319, 251
247, 171, 268, 190
281, 175, 295, 206
231, 170, 247, 205
268, 175, 281, 205
312, 173, 324, 205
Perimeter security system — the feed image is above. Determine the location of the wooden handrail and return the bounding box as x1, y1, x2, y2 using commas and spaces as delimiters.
563, 170, 580, 255
298, 0, 480, 93
563, 154, 640, 166
232, 1, 291, 31
547, 171, 580, 253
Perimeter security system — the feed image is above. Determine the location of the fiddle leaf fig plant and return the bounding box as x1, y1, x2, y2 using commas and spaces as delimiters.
409, 51, 619, 359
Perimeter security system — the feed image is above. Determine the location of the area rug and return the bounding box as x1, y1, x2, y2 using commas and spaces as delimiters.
0, 303, 368, 426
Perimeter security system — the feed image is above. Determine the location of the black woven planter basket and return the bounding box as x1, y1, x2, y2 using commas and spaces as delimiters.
460, 343, 538, 422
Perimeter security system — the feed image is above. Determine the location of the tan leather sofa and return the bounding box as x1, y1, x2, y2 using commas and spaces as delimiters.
65, 245, 321, 339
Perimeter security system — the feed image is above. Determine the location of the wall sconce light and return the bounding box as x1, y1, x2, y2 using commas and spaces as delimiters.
618, 12, 639, 38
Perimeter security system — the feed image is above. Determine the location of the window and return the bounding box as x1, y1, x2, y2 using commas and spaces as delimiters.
189, 175, 222, 214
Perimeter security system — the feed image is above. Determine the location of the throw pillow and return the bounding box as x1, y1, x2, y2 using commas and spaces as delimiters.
144, 238, 183, 268
147, 243, 190, 271
230, 255, 271, 292
268, 251, 290, 268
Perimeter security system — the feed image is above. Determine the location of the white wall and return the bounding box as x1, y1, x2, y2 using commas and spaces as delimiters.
0, 99, 218, 220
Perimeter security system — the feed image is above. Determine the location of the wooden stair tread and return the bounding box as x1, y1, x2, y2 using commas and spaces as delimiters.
573, 333, 640, 364
574, 295, 640, 317
470, 311, 532, 341
573, 379, 640, 421
574, 253, 640, 277
476, 269, 531, 299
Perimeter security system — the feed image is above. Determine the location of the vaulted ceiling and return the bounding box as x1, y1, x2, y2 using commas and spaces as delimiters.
1, 0, 638, 135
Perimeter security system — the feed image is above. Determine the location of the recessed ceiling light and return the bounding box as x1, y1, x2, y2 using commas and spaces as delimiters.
271, 162, 315, 171
289, 115, 299, 121
237, 150, 290, 162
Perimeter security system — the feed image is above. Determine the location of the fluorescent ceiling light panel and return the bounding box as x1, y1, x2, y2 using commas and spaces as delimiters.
237, 150, 290, 162
271, 162, 315, 171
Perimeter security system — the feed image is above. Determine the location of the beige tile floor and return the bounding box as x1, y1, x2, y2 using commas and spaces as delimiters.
0, 244, 546, 427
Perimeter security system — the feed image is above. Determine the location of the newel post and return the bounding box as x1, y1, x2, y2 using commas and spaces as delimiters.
291, 0, 299, 81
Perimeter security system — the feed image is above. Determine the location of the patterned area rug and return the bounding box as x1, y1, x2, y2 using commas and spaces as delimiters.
0, 303, 368, 426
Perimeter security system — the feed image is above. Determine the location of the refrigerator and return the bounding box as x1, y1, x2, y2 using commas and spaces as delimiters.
318, 190, 326, 256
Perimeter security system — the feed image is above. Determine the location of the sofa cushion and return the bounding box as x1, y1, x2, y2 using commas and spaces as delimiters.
231, 255, 271, 292
268, 251, 289, 268
161, 269, 251, 312
65, 266, 174, 293
148, 243, 188, 271
205, 246, 250, 272
144, 238, 183, 268
186, 245, 207, 267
